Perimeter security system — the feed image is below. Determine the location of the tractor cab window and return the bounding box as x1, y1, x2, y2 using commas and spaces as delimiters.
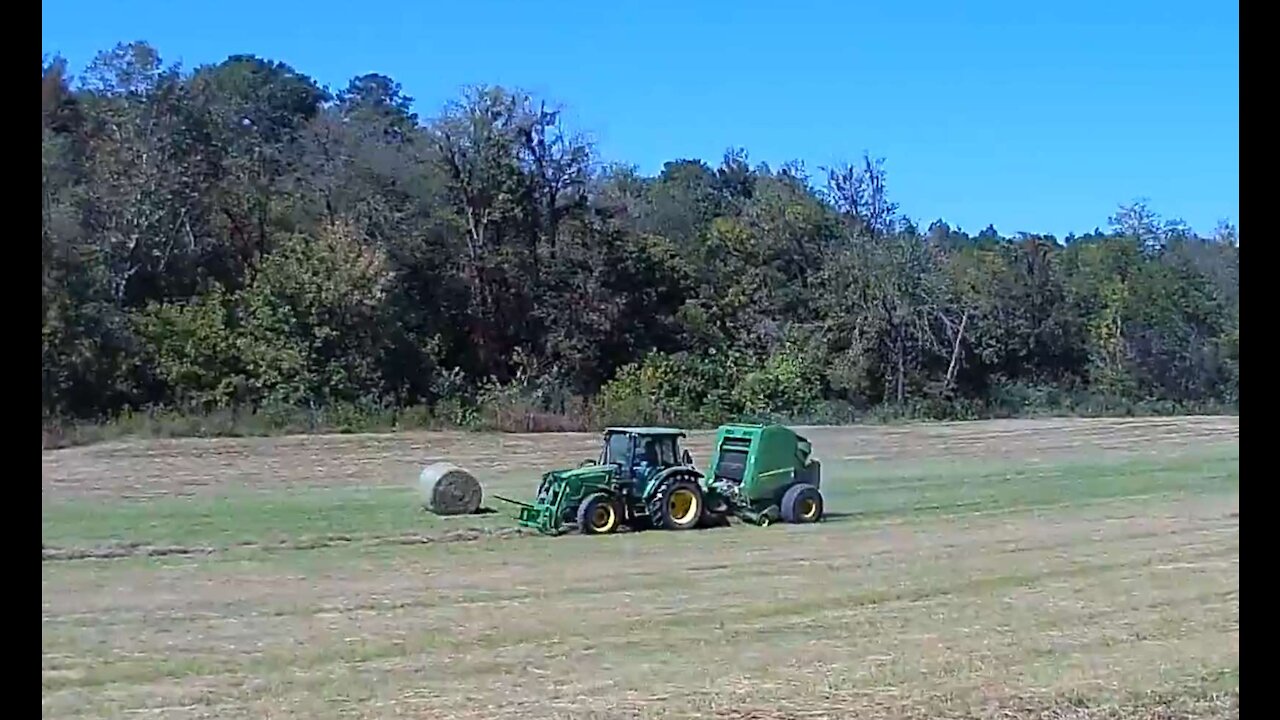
635, 437, 659, 468
652, 437, 678, 466
603, 433, 632, 467
633, 436, 678, 469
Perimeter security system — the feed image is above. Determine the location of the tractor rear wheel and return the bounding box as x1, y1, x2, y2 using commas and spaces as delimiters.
577, 493, 622, 535
780, 483, 823, 523
652, 479, 704, 531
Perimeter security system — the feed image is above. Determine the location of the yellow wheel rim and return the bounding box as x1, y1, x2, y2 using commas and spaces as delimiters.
668, 488, 699, 525
590, 504, 616, 532
800, 498, 819, 520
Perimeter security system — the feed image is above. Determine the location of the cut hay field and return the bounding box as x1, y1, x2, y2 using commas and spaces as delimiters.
41, 417, 1240, 719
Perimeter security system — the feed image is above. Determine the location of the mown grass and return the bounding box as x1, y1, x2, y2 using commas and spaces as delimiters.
42, 444, 1238, 551
41, 422, 1239, 719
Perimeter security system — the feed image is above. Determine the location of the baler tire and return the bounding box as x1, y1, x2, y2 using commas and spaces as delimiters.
781, 483, 823, 524
577, 493, 622, 535
651, 478, 704, 531
758, 504, 781, 527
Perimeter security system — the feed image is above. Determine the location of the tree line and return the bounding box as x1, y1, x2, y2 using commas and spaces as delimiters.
41, 42, 1240, 437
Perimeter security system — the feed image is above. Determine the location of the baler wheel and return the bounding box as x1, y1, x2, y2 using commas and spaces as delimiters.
757, 504, 781, 527
781, 483, 824, 524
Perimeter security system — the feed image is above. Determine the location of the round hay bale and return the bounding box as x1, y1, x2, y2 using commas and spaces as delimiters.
418, 462, 483, 516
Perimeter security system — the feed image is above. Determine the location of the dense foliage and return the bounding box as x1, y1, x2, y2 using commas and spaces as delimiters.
41, 44, 1240, 435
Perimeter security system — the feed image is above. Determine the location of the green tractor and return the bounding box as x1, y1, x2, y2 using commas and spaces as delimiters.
494, 427, 706, 535
493, 423, 824, 535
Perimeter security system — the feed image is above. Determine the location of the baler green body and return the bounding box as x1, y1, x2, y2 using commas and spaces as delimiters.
702, 423, 824, 526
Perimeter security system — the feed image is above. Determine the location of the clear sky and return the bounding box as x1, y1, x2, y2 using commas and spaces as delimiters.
42, 0, 1238, 238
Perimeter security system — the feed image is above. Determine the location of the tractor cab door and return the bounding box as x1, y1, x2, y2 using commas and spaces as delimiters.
633, 436, 676, 485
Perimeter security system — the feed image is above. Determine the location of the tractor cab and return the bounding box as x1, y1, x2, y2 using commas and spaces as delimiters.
600, 427, 690, 485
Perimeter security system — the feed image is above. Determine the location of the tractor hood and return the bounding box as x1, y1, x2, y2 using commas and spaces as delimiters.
550, 463, 617, 479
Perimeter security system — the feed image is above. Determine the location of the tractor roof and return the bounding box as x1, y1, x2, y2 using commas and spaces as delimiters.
603, 426, 687, 437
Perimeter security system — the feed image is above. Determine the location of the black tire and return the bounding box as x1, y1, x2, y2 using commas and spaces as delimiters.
577, 493, 622, 535
650, 478, 704, 531
757, 504, 781, 527
780, 483, 823, 524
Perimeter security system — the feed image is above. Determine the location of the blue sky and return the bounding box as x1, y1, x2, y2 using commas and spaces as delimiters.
42, 0, 1238, 238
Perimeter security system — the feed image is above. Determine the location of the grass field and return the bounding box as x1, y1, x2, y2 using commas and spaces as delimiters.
41, 417, 1239, 719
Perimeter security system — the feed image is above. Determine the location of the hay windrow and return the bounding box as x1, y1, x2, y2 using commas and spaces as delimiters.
418, 462, 483, 515
41, 526, 538, 562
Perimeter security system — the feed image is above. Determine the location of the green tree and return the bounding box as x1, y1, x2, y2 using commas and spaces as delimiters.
37, 41, 1241, 428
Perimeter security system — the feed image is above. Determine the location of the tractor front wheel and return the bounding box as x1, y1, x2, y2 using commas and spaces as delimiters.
653, 479, 704, 531
780, 483, 824, 524
577, 493, 622, 535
